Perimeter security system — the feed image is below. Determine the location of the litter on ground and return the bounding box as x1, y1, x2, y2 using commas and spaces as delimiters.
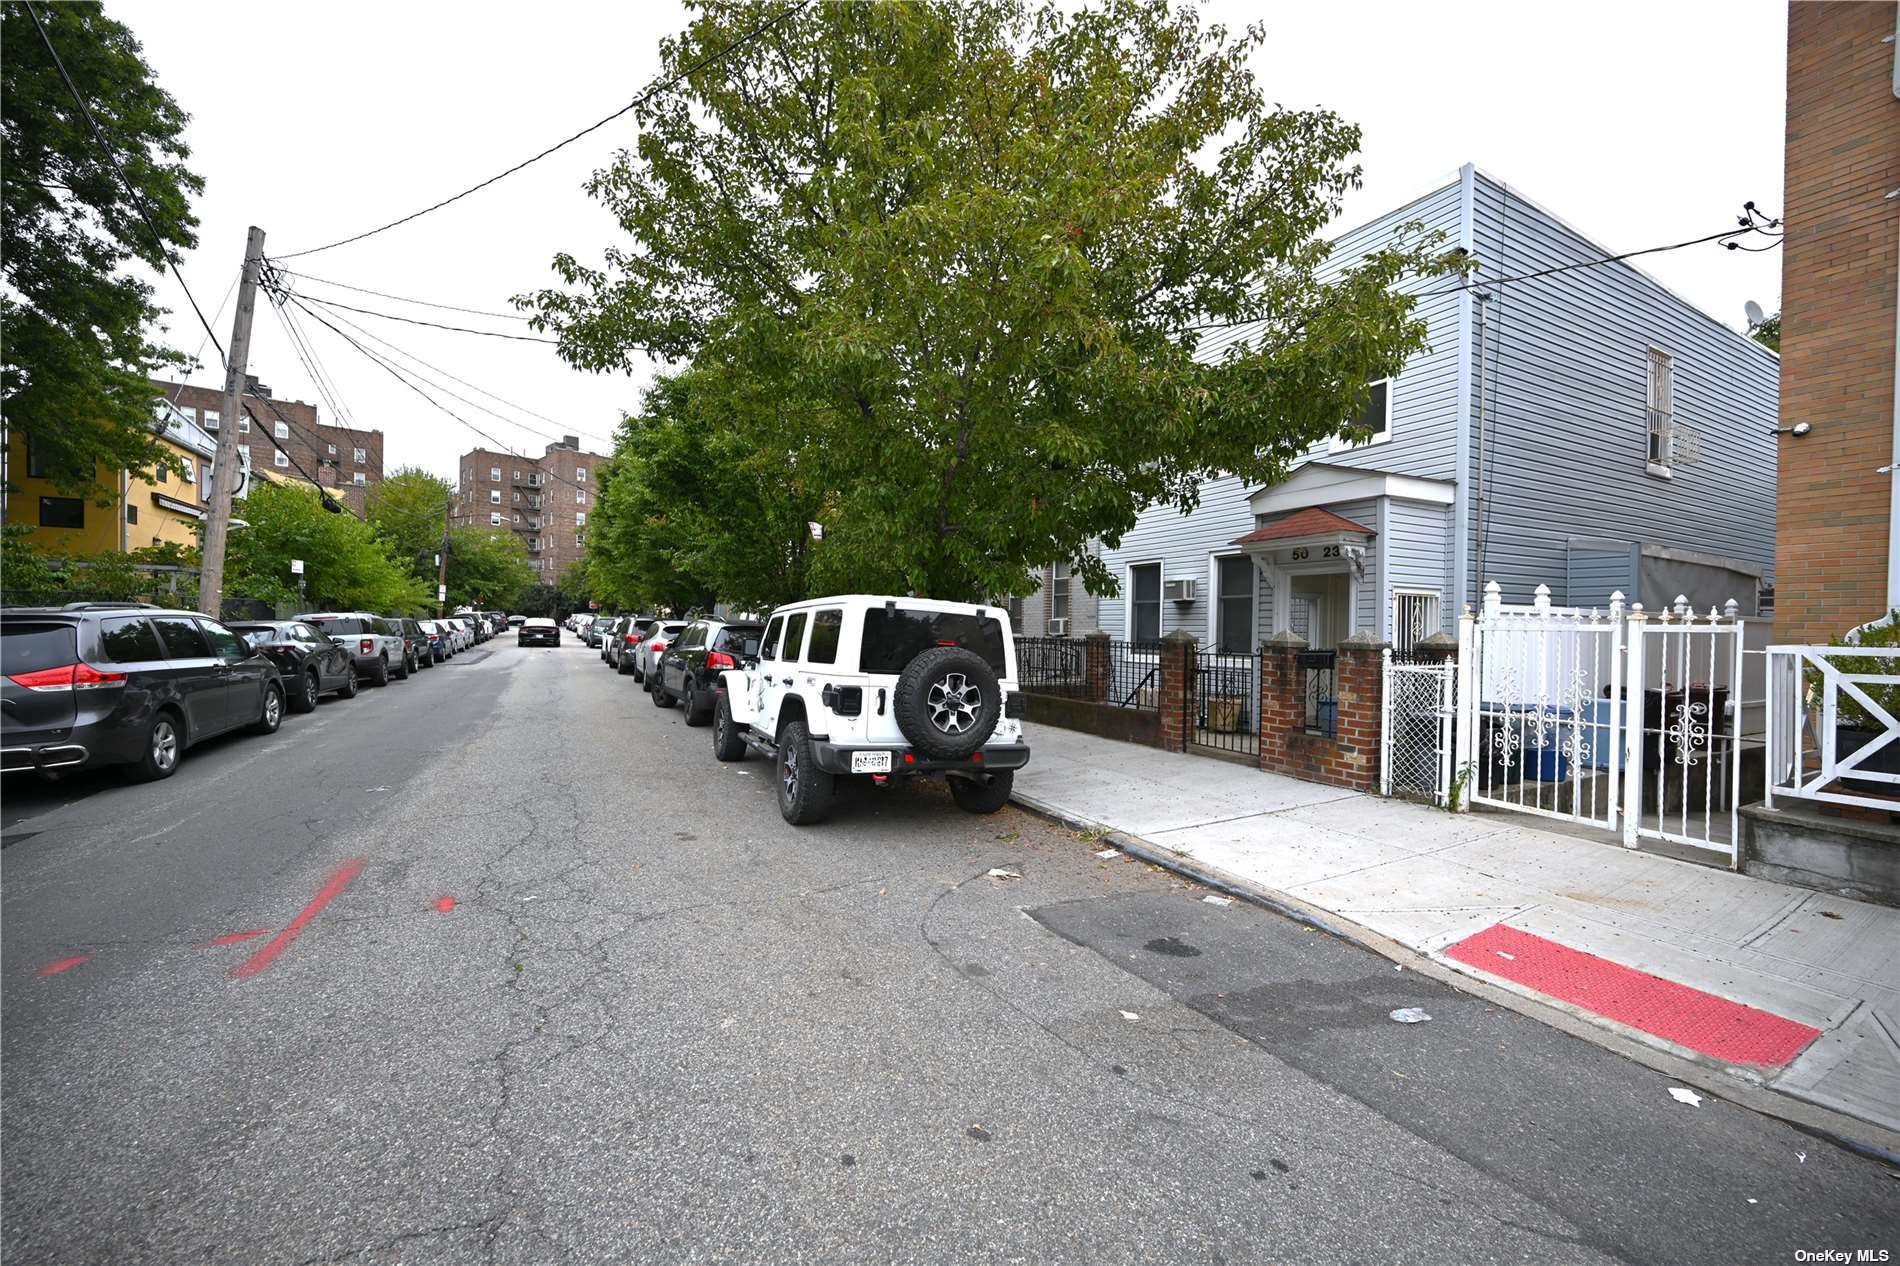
1094, 848, 1121, 860
1388, 1007, 1431, 1024
1668, 1087, 1704, 1107
1201, 895, 1234, 908
1119, 1010, 1140, 1021
986, 868, 1021, 880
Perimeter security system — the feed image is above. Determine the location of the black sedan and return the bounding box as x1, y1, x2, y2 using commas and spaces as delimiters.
517, 618, 560, 647
228, 620, 360, 713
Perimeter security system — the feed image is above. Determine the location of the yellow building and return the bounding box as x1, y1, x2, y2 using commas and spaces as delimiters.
3, 400, 247, 556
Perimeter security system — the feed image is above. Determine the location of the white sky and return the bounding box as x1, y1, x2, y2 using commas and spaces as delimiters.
122, 0, 1787, 486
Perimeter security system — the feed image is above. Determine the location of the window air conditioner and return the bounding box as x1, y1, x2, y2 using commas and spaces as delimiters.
1047, 618, 1068, 636
1164, 579, 1198, 604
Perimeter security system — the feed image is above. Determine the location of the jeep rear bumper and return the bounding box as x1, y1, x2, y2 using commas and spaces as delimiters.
808, 741, 1031, 776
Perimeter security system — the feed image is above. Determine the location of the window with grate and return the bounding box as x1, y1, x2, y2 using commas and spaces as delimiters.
1646, 348, 1674, 470
1391, 590, 1441, 652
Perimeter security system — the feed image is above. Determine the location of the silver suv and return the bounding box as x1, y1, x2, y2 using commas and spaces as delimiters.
296, 612, 408, 686
711, 596, 1028, 824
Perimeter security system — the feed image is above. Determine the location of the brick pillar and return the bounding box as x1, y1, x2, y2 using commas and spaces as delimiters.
1258, 631, 1306, 774
1333, 630, 1390, 791
1411, 630, 1458, 665
1157, 630, 1197, 752
1083, 630, 1112, 704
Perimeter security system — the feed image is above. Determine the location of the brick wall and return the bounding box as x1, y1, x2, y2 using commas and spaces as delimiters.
1776, 2, 1900, 643
155, 379, 384, 515
1255, 633, 1384, 791
452, 441, 610, 584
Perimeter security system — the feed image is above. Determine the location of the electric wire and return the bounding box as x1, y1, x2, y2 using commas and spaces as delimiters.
286, 290, 564, 344
266, 267, 532, 321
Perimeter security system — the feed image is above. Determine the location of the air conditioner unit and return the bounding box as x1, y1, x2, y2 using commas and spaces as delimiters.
1047, 617, 1068, 636
1164, 578, 1198, 604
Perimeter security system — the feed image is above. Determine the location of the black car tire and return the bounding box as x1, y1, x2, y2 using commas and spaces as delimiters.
948, 770, 1014, 814
370, 655, 390, 687
617, 653, 634, 676
127, 710, 183, 782
893, 646, 1001, 760
337, 669, 359, 699
776, 720, 832, 825
394, 651, 411, 681
683, 680, 711, 727
292, 668, 320, 713
713, 694, 747, 761
651, 677, 674, 707
251, 682, 284, 735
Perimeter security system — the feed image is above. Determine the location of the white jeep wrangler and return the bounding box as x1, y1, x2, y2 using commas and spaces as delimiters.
711, 595, 1030, 824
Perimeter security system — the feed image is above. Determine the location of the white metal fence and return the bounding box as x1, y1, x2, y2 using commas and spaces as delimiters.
1765, 644, 1900, 812
1380, 653, 1453, 803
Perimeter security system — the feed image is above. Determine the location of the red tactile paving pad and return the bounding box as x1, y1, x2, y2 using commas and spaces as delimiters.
1442, 923, 1822, 1067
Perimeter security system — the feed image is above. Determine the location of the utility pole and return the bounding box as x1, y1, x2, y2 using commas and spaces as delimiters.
197, 226, 266, 616
437, 495, 451, 617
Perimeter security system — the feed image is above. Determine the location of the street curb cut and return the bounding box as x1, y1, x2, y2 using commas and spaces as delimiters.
1007, 788, 1900, 1168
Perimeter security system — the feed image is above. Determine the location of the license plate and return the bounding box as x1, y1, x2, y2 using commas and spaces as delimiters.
850, 751, 893, 774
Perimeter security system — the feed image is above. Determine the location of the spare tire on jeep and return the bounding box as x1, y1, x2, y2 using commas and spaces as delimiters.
893, 645, 1001, 760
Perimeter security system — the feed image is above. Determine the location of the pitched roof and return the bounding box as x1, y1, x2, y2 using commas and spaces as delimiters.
1231, 507, 1375, 546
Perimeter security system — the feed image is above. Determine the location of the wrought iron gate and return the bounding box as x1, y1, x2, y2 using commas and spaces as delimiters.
1381, 651, 1452, 803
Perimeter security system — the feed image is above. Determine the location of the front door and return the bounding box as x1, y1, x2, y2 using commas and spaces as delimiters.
148, 615, 227, 737
759, 612, 807, 741
200, 618, 267, 726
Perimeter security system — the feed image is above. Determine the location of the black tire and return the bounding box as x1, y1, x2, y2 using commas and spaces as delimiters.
393, 650, 411, 681
893, 645, 1001, 760
651, 677, 674, 707
337, 669, 360, 699
712, 694, 747, 761
291, 668, 320, 713
617, 653, 634, 676
127, 711, 182, 782
632, 662, 645, 682
369, 655, 390, 688
251, 683, 284, 735
775, 719, 832, 825
948, 770, 1014, 814
683, 679, 710, 727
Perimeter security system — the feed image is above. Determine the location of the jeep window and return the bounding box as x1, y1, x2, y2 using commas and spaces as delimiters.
782, 612, 809, 662
99, 617, 164, 663
806, 609, 843, 665
860, 608, 1007, 676
759, 616, 784, 661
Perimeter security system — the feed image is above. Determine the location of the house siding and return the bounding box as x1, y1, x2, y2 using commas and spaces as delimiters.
1464, 172, 1779, 609
1565, 538, 1640, 609
1386, 498, 1456, 637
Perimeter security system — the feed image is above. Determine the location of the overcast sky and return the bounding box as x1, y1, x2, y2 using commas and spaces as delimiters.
120, 0, 1787, 486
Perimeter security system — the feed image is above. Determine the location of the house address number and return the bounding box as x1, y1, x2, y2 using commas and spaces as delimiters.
1288, 545, 1343, 561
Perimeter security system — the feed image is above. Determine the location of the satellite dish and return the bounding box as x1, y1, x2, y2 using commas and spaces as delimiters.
1744, 299, 1765, 327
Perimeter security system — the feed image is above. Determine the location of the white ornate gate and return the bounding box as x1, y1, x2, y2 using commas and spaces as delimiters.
1381, 651, 1453, 803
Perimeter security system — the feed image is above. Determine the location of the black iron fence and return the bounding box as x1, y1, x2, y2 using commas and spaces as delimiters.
1013, 636, 1159, 711
1015, 636, 1090, 697
1298, 649, 1338, 736
1188, 648, 1259, 756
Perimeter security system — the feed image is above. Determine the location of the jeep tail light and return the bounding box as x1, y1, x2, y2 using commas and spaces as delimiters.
360, 638, 374, 655
8, 663, 126, 692
705, 650, 736, 670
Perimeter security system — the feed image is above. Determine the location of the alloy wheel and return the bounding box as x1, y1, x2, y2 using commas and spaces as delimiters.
782, 743, 798, 799
264, 689, 281, 727
927, 673, 982, 734
152, 720, 178, 772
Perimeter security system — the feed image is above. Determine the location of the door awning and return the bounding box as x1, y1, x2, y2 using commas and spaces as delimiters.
1231, 507, 1373, 547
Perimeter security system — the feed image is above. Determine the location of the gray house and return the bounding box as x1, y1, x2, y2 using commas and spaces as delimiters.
1094, 164, 1779, 652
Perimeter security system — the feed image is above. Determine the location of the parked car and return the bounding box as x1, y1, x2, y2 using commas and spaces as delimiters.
711, 596, 1027, 823
634, 621, 688, 687
606, 616, 646, 670
585, 616, 613, 649
445, 618, 473, 652
653, 620, 764, 724
297, 612, 407, 685
518, 617, 560, 647
228, 620, 359, 712
508, 614, 527, 628
398, 618, 433, 672
417, 619, 450, 662
3, 603, 285, 782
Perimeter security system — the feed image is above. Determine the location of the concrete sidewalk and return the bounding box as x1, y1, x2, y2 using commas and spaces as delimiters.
1013, 725, 1900, 1149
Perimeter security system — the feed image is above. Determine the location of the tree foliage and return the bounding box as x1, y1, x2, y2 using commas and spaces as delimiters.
1748, 311, 1779, 354
526, 0, 1460, 601
224, 481, 429, 613
2, 1, 204, 499
442, 524, 534, 612
366, 466, 452, 584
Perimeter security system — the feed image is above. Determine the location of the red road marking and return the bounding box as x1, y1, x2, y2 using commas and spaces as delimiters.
200, 929, 272, 948
233, 858, 366, 979
434, 896, 455, 913
36, 954, 91, 978
1443, 923, 1822, 1067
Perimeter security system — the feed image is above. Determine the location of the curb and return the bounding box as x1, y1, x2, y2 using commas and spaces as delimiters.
1008, 788, 1900, 1167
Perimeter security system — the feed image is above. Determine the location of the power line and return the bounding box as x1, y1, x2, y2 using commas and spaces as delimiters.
241, 388, 364, 520
285, 290, 564, 344
22, 0, 228, 365
268, 268, 531, 321
267, 290, 360, 431
274, 0, 814, 260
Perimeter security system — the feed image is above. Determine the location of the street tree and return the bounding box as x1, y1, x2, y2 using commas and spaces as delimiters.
223, 481, 429, 613
2, 1, 204, 499
443, 524, 534, 612
366, 467, 453, 583
524, 0, 1462, 600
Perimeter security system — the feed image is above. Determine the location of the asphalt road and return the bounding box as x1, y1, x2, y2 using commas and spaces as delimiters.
4, 639, 1895, 1265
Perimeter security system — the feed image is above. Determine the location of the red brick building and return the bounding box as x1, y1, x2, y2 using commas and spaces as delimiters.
1775, 2, 1900, 642
453, 436, 608, 584
152, 376, 385, 515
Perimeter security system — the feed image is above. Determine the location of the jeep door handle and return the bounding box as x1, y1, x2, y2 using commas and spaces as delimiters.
779, 677, 793, 686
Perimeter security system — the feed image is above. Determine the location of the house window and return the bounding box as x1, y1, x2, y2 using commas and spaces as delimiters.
202, 409, 219, 430
490, 489, 502, 504
155, 463, 169, 484
1333, 379, 1391, 449
353, 447, 366, 464
1130, 562, 1162, 646
238, 414, 250, 433
1006, 594, 1025, 630
126, 503, 139, 524
182, 460, 196, 484
1050, 561, 1071, 629
491, 466, 502, 481
490, 512, 503, 526
575, 489, 586, 505
575, 533, 584, 547
274, 420, 289, 439
1216, 555, 1255, 653
200, 463, 211, 499
577, 466, 588, 482
1392, 590, 1442, 652
274, 450, 290, 468
179, 406, 196, 428
1646, 347, 1674, 473
576, 512, 586, 527
353, 472, 366, 486
327, 443, 337, 456
25, 435, 53, 478
39, 496, 83, 529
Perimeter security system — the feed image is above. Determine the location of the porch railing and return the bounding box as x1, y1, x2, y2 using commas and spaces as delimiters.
1765, 644, 1900, 812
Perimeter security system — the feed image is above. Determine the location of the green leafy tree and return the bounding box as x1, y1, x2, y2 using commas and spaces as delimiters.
224, 481, 429, 613
1748, 311, 1779, 353
366, 466, 452, 583
2, 0, 204, 498
443, 524, 534, 612
525, 0, 1461, 600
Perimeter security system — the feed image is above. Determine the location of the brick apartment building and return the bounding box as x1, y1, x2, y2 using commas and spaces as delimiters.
152, 376, 386, 514
453, 436, 608, 584
1775, 2, 1900, 642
